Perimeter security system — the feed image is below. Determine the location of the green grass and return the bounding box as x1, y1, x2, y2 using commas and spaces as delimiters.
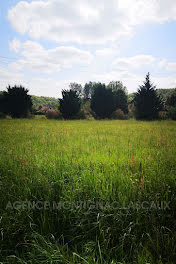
0, 119, 176, 263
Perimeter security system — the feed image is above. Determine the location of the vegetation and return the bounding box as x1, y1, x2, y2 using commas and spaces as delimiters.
1, 76, 175, 120
134, 73, 162, 120
128, 89, 176, 103
59, 89, 81, 119
31, 95, 58, 110
83, 81, 94, 101
156, 88, 176, 101
0, 119, 176, 263
165, 89, 176, 120
91, 83, 115, 118
0, 85, 32, 118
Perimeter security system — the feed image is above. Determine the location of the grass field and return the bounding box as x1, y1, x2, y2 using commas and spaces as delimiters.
0, 119, 176, 263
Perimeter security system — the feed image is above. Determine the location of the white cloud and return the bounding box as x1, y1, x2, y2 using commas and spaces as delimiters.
95, 48, 118, 57
0, 66, 27, 89
9, 38, 21, 52
94, 70, 176, 93
158, 59, 167, 68
8, 0, 176, 44
9, 39, 93, 73
0, 65, 74, 97
112, 55, 156, 70
167, 62, 176, 72
153, 76, 176, 88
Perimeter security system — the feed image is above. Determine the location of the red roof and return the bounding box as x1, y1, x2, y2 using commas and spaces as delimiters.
40, 106, 50, 111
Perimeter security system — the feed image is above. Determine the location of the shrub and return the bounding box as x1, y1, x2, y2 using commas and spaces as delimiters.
76, 110, 94, 120
111, 109, 128, 120
128, 103, 135, 119
158, 111, 168, 120
46, 111, 63, 120
0, 112, 6, 119
167, 106, 176, 120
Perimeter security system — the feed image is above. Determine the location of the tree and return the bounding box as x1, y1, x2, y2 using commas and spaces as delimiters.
69, 83, 83, 97
83, 82, 94, 101
0, 92, 8, 114
59, 89, 81, 119
113, 89, 128, 114
107, 81, 127, 93
134, 73, 162, 120
1, 85, 32, 118
165, 89, 176, 107
107, 81, 128, 113
90, 83, 115, 118
165, 89, 176, 120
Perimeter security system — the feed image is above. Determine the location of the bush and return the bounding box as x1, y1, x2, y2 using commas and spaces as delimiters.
158, 111, 168, 120
46, 111, 63, 120
128, 103, 135, 118
167, 106, 176, 120
111, 109, 128, 120
76, 110, 94, 120
0, 112, 6, 119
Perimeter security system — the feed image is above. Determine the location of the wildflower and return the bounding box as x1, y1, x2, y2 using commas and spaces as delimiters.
22, 159, 27, 167
139, 177, 144, 189
130, 154, 134, 167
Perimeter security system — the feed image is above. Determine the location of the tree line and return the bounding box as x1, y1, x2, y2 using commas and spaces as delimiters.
0, 73, 176, 120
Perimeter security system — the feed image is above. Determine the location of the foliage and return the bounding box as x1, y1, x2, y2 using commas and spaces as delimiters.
107, 80, 127, 92
165, 89, 176, 107
83, 81, 94, 101
156, 88, 176, 101
107, 81, 128, 114
111, 108, 128, 120
128, 92, 136, 103
69, 82, 83, 97
59, 89, 81, 119
113, 89, 128, 114
167, 106, 176, 120
31, 95, 58, 110
0, 112, 6, 119
165, 90, 176, 120
91, 83, 115, 118
0, 85, 33, 118
134, 73, 162, 120
46, 110, 63, 120
158, 111, 168, 120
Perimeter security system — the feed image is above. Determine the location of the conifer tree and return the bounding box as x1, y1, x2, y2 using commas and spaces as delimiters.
134, 73, 162, 120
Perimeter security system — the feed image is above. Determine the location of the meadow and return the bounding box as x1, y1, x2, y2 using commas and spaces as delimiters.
0, 119, 176, 263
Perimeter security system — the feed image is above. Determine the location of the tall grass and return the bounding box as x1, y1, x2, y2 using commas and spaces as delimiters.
0, 119, 176, 263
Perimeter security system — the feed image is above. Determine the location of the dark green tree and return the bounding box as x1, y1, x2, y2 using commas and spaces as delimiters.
1, 85, 32, 118
165, 89, 176, 120
90, 83, 115, 118
134, 73, 162, 120
113, 89, 128, 114
0, 92, 8, 114
59, 89, 81, 119
107, 81, 128, 113
165, 89, 176, 107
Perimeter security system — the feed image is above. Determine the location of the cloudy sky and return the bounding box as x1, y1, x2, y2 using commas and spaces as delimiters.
0, 0, 176, 97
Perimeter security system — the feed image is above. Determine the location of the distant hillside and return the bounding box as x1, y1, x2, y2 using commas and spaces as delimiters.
128, 88, 176, 103
0, 91, 58, 110
31, 95, 58, 110
156, 88, 176, 101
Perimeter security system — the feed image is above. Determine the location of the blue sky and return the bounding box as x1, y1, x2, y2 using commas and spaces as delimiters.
0, 0, 176, 97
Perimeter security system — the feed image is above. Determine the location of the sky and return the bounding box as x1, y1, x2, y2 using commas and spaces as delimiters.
0, 0, 176, 98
